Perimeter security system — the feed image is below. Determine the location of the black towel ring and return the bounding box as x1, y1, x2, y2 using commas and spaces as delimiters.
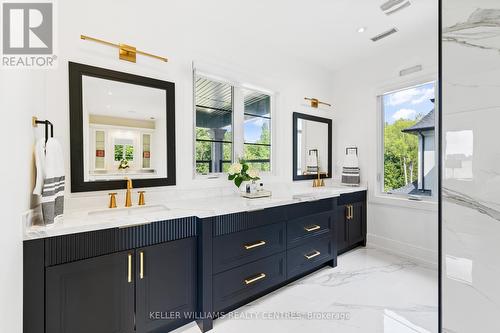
32, 116, 54, 143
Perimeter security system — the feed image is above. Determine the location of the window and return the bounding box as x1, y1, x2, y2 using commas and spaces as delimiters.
114, 139, 134, 162
243, 89, 271, 172
380, 82, 436, 197
194, 73, 272, 176
195, 77, 233, 174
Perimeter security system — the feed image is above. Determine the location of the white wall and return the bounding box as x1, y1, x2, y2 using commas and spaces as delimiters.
0, 72, 47, 333
1, 2, 334, 332
331, 37, 439, 266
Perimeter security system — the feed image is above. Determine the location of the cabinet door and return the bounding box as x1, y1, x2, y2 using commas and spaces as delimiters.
46, 251, 135, 333
347, 202, 365, 245
335, 206, 348, 253
135, 237, 197, 333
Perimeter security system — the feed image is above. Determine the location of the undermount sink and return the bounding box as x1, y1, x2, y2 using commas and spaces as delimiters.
88, 204, 170, 218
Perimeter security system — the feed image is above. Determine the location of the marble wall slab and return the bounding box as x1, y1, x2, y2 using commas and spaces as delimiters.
442, 1, 500, 332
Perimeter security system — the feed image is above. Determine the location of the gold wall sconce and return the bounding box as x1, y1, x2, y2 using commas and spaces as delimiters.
80, 35, 168, 63
304, 97, 332, 108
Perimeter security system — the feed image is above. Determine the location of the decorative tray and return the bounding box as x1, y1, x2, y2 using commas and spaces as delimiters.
241, 190, 272, 199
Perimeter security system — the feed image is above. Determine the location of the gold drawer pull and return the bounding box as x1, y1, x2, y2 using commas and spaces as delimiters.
304, 250, 321, 260
244, 240, 266, 250
127, 253, 132, 283
244, 273, 266, 285
139, 251, 144, 279
304, 225, 321, 232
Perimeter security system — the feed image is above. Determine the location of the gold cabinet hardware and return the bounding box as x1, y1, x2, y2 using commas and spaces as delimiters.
80, 35, 168, 63
139, 251, 144, 279
108, 193, 117, 209
244, 273, 266, 285
350, 205, 354, 219
304, 250, 321, 260
244, 240, 266, 250
304, 225, 321, 232
346, 204, 353, 220
127, 253, 132, 283
138, 191, 146, 206
304, 97, 332, 108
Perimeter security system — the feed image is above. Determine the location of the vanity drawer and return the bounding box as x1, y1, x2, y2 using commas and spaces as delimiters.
287, 211, 333, 248
213, 222, 285, 273
213, 252, 285, 312
285, 198, 334, 220
337, 191, 366, 205
287, 235, 333, 279
212, 206, 287, 237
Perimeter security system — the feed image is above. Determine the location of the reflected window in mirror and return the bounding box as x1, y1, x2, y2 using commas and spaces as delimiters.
194, 76, 233, 174
243, 89, 271, 172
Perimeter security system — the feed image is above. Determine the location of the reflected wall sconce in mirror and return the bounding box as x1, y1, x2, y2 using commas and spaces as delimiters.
80, 35, 168, 63
304, 97, 332, 108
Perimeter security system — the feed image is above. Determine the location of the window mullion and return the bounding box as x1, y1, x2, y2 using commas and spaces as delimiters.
233, 86, 245, 162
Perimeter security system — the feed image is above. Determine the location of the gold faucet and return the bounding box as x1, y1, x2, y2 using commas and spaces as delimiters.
312, 171, 325, 187
312, 154, 325, 187
125, 177, 133, 207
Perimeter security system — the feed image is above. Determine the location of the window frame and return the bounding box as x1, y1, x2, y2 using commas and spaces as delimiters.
377, 79, 438, 202
193, 70, 275, 179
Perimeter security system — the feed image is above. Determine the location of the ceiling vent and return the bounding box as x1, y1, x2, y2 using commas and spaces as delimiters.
370, 28, 398, 42
399, 65, 422, 76
380, 0, 411, 15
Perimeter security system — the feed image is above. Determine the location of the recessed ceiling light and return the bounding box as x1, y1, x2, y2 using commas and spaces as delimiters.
357, 27, 367, 33
107, 91, 113, 96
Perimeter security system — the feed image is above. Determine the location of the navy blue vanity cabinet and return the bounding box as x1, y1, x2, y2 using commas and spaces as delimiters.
212, 221, 285, 274
285, 199, 336, 279
213, 252, 286, 312
336, 191, 367, 254
24, 217, 198, 333
46, 250, 135, 333
197, 205, 288, 328
286, 234, 334, 278
135, 237, 197, 333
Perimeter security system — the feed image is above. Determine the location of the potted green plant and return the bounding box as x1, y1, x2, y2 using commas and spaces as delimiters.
227, 161, 260, 189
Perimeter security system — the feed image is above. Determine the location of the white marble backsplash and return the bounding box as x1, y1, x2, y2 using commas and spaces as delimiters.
443, 1, 500, 332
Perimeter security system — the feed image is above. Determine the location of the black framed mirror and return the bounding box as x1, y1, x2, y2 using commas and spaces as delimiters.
69, 62, 176, 192
293, 112, 332, 181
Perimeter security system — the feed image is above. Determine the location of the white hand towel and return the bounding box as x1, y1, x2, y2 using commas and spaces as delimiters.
33, 138, 46, 196
34, 138, 65, 224
344, 151, 359, 168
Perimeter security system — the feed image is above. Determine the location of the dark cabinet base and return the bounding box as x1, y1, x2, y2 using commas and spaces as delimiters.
24, 192, 367, 333
336, 192, 367, 255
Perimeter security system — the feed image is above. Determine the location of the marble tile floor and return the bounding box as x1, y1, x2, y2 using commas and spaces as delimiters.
175, 247, 438, 333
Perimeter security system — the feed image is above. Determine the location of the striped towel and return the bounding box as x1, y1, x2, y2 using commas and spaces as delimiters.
33, 138, 65, 224
342, 167, 360, 185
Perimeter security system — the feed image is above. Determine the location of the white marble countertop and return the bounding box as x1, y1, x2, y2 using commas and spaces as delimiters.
24, 184, 366, 241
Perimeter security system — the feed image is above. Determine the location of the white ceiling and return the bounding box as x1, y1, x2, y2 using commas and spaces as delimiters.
82, 75, 166, 120
180, 0, 438, 73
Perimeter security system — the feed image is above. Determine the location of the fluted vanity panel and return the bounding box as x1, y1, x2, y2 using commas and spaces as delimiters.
44, 217, 197, 266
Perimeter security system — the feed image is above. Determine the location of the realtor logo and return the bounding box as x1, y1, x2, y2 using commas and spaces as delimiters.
2, 1, 56, 68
